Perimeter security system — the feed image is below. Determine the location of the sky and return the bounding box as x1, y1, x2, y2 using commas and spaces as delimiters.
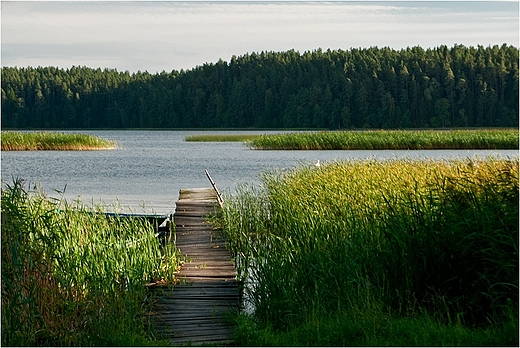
1, 1, 519, 73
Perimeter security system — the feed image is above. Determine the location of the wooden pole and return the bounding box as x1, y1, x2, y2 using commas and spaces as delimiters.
205, 169, 224, 207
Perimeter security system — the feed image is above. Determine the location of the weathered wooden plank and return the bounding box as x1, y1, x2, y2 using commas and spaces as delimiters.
163, 284, 239, 292
180, 257, 235, 264
154, 286, 237, 294
177, 258, 236, 266
156, 327, 235, 336
177, 195, 217, 199
157, 301, 238, 309
177, 257, 235, 264
158, 291, 239, 298
179, 189, 217, 195
150, 187, 239, 345
176, 248, 232, 256
174, 236, 225, 243
180, 265, 236, 272
174, 217, 213, 225
176, 271, 237, 279
178, 251, 231, 257
163, 280, 239, 288
154, 308, 235, 318
155, 317, 228, 324
155, 322, 234, 332
174, 278, 237, 284
174, 206, 217, 212
175, 235, 225, 242
179, 258, 236, 265
164, 288, 239, 296
162, 296, 239, 302
157, 333, 233, 343
161, 295, 239, 301
176, 199, 219, 206
176, 232, 224, 238
178, 196, 218, 202
179, 267, 236, 274
155, 330, 234, 340
175, 234, 219, 240
154, 323, 234, 334
176, 247, 231, 255
154, 311, 236, 320
180, 260, 235, 266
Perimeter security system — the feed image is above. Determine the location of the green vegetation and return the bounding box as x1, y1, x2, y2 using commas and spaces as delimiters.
221, 158, 519, 346
185, 134, 262, 142
248, 129, 520, 150
1, 131, 117, 150
2, 45, 518, 129
1, 181, 178, 346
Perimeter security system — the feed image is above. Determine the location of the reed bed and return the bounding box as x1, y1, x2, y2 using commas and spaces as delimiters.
247, 129, 519, 150
185, 134, 262, 142
221, 157, 519, 346
1, 181, 178, 346
1, 131, 117, 150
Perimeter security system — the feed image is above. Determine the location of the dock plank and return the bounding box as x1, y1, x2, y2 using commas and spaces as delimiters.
151, 188, 239, 346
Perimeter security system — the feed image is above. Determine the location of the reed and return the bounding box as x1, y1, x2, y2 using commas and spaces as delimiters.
185, 134, 262, 142
1, 131, 117, 150
1, 180, 178, 346
221, 157, 519, 345
247, 129, 519, 150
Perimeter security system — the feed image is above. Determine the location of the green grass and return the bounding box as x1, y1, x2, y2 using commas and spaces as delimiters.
221, 157, 519, 346
232, 308, 518, 346
1, 180, 178, 346
185, 134, 262, 142
247, 129, 519, 150
1, 131, 117, 150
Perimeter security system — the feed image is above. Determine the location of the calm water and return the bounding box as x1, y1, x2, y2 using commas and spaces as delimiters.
2, 130, 518, 214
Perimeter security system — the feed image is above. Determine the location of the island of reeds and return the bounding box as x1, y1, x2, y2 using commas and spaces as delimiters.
246, 129, 519, 150
185, 134, 262, 142
1, 131, 117, 151
1, 181, 178, 346
220, 157, 519, 346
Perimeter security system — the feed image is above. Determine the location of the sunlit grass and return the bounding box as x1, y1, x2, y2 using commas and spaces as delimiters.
185, 134, 262, 142
1, 131, 117, 150
221, 157, 519, 346
247, 129, 519, 150
1, 181, 178, 346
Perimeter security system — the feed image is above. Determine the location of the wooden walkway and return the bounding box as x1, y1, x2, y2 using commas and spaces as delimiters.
150, 188, 239, 346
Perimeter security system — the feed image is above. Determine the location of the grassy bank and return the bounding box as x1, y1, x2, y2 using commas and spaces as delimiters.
247, 129, 519, 150
221, 157, 519, 346
1, 131, 117, 150
1, 181, 178, 346
185, 134, 262, 142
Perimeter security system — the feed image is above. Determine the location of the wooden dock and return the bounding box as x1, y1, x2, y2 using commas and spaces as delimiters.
150, 188, 239, 345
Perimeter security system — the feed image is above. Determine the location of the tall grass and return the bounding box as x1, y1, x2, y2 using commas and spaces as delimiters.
221, 157, 519, 345
247, 129, 519, 150
1, 131, 117, 150
1, 180, 178, 346
185, 134, 262, 142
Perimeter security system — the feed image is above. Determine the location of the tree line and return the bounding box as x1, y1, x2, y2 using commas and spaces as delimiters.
1, 44, 518, 129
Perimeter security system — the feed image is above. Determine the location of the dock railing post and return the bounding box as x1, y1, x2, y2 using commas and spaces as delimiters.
205, 169, 224, 208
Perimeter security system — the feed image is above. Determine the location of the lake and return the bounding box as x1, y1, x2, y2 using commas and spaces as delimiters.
2, 130, 518, 214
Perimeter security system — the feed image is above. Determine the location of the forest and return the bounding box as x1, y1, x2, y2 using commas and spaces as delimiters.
1, 44, 518, 129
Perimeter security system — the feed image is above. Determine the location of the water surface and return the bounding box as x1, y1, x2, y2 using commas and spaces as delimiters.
2, 130, 517, 214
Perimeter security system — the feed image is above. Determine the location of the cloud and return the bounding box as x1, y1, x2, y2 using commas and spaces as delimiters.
2, 1, 518, 73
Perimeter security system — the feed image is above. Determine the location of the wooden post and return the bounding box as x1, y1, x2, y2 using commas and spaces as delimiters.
205, 169, 224, 207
